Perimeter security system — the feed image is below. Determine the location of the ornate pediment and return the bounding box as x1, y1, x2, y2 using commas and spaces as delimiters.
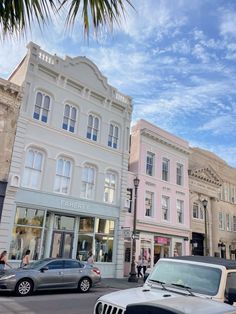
188, 165, 222, 186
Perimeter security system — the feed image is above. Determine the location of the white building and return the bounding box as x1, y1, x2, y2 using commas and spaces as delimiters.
0, 42, 132, 277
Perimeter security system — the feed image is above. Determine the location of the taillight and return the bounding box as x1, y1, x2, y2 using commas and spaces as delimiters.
93, 268, 101, 275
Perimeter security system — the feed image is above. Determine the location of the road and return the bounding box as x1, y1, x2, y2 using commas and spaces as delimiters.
0, 286, 118, 314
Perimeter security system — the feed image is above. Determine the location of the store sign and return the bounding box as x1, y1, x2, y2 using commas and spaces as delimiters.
154, 236, 170, 245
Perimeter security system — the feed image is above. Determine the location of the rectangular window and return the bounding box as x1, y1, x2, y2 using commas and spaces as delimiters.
146, 152, 154, 176
108, 124, 119, 149
22, 149, 43, 189
62, 104, 77, 133
219, 212, 224, 230
126, 188, 133, 213
81, 166, 96, 199
233, 216, 236, 232
226, 213, 231, 231
162, 158, 169, 181
176, 163, 183, 185
54, 158, 71, 194
145, 191, 153, 217
162, 196, 170, 221
104, 172, 116, 204
33, 92, 50, 123
177, 199, 184, 223
87, 114, 99, 141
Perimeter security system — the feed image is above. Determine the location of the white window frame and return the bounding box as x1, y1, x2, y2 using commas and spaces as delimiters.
104, 171, 117, 204
62, 104, 77, 133
33, 91, 51, 123
87, 114, 99, 141
192, 202, 204, 220
54, 157, 72, 194
81, 165, 96, 199
146, 152, 154, 176
177, 199, 184, 224
176, 163, 184, 186
219, 211, 224, 230
108, 123, 119, 149
162, 158, 169, 181
145, 191, 153, 217
22, 148, 44, 189
162, 196, 170, 221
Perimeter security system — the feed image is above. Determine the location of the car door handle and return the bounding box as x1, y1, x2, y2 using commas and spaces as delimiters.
59, 271, 64, 275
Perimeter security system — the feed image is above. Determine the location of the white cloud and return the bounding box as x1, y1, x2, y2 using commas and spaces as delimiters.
220, 10, 236, 37
198, 115, 236, 135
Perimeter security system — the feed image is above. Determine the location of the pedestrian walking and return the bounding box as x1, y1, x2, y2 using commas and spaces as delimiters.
20, 249, 31, 267
142, 256, 148, 276
0, 250, 12, 270
136, 255, 143, 277
87, 251, 95, 264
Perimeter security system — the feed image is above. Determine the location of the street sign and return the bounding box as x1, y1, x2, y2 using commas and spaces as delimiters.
131, 233, 140, 240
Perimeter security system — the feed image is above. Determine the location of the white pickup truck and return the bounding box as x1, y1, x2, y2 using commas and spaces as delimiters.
94, 256, 236, 314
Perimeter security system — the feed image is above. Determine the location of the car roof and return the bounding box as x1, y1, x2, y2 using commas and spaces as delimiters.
164, 255, 236, 270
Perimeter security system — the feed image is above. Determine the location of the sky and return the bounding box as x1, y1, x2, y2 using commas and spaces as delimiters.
1, 0, 236, 167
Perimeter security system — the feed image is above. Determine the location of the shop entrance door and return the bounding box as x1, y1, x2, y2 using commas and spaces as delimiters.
51, 231, 73, 258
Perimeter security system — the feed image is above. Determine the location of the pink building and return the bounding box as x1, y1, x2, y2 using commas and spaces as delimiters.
124, 119, 190, 275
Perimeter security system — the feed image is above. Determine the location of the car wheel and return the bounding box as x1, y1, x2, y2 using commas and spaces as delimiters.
15, 278, 33, 296
78, 277, 91, 293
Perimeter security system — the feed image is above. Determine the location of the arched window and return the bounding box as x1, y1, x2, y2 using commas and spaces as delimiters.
22, 148, 44, 189
62, 104, 77, 133
87, 114, 99, 141
104, 171, 117, 204
81, 164, 96, 199
33, 91, 51, 123
54, 157, 72, 194
108, 123, 119, 149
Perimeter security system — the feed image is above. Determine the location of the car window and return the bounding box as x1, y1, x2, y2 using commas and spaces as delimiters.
46, 260, 64, 270
64, 260, 82, 269
225, 272, 236, 296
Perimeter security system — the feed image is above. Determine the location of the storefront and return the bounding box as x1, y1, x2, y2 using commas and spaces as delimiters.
8, 189, 120, 277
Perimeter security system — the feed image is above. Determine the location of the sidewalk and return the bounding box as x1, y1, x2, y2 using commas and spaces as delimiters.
97, 277, 144, 290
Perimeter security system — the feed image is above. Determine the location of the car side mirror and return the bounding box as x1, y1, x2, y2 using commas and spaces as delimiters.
40, 266, 49, 272
227, 288, 236, 305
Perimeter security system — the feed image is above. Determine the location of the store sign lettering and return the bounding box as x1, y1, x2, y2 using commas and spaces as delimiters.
154, 236, 170, 245
60, 200, 88, 210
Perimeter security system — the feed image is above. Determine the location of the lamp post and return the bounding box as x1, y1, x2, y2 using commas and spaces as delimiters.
128, 177, 140, 282
202, 199, 208, 256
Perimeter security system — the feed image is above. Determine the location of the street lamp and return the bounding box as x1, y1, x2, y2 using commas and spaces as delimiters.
128, 177, 140, 282
202, 199, 208, 256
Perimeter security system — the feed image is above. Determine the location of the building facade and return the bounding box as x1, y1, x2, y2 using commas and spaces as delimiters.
1, 42, 132, 277
0, 78, 21, 223
189, 147, 236, 259
123, 119, 190, 276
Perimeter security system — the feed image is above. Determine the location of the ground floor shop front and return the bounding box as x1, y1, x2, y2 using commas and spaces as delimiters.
123, 231, 190, 277
3, 188, 122, 278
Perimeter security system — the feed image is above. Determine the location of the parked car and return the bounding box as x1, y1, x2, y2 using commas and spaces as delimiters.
94, 256, 236, 314
0, 258, 101, 296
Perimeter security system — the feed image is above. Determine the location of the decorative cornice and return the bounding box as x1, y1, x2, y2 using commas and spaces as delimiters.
140, 128, 190, 155
188, 166, 222, 187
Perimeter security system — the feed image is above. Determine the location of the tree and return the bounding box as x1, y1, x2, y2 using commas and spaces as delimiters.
0, 0, 134, 38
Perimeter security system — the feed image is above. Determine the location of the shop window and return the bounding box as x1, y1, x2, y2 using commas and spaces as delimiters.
54, 215, 75, 231
95, 219, 114, 234
95, 234, 113, 262
9, 207, 45, 261
79, 217, 95, 233
77, 234, 93, 261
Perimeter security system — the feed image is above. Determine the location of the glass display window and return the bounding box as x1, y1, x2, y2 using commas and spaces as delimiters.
79, 217, 95, 233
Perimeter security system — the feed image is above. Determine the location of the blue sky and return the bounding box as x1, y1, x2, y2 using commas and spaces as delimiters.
1, 0, 236, 167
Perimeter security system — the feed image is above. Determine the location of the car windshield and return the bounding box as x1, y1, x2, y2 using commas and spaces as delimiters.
148, 260, 222, 296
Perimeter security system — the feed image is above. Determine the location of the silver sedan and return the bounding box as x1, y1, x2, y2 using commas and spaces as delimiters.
0, 258, 101, 296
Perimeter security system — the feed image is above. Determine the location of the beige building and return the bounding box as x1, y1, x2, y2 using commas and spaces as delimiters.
189, 147, 236, 259
0, 78, 21, 223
